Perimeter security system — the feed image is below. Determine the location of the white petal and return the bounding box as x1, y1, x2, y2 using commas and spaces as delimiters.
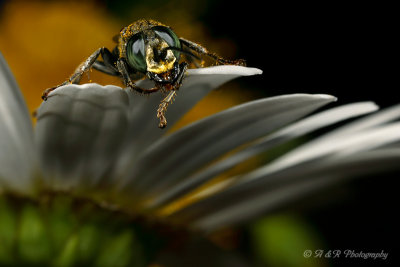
230, 123, 400, 196
35, 66, 262, 191
130, 66, 262, 146
191, 148, 400, 231
113, 66, 263, 177
321, 103, 400, 137
254, 122, 400, 178
0, 53, 36, 193
272, 103, 400, 170
118, 94, 336, 199
185, 65, 263, 88
166, 104, 400, 229
35, 83, 130, 190
145, 102, 378, 209
267, 102, 379, 138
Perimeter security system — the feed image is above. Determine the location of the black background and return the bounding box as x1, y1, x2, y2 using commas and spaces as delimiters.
203, 2, 396, 108
204, 2, 397, 266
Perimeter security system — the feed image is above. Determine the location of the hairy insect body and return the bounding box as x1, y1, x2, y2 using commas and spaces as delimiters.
118, 19, 164, 58
42, 19, 245, 128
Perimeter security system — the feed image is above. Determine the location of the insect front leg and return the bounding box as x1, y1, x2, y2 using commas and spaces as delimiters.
116, 59, 160, 94
156, 62, 188, 128
157, 90, 177, 129
92, 47, 119, 76
174, 62, 188, 86
180, 38, 246, 66
42, 47, 113, 100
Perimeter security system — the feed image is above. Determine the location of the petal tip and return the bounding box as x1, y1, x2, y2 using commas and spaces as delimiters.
314, 94, 337, 102
187, 65, 263, 76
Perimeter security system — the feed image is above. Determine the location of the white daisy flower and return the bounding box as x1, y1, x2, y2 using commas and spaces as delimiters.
1, 51, 399, 266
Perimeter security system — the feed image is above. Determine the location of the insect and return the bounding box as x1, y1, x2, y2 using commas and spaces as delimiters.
42, 19, 245, 128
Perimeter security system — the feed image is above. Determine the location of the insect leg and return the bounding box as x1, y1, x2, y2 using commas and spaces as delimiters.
154, 62, 187, 128
116, 59, 160, 94
92, 47, 119, 76
174, 62, 189, 87
154, 62, 188, 128
157, 90, 177, 129
92, 61, 119, 76
42, 47, 112, 100
179, 38, 246, 66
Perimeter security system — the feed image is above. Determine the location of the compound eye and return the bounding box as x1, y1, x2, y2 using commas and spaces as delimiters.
126, 33, 147, 73
153, 26, 181, 59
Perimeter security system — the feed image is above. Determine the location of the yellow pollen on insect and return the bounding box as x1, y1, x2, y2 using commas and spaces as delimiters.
145, 41, 176, 74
